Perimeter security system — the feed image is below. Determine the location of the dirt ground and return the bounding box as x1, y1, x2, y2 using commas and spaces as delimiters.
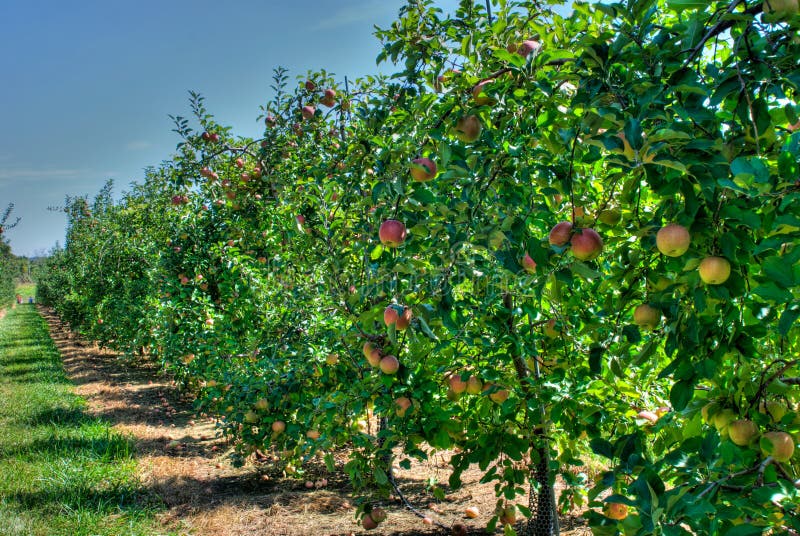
39, 306, 591, 536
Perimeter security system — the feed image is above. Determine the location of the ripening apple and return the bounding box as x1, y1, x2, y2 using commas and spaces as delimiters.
713, 408, 737, 434
570, 228, 603, 260
301, 105, 315, 120
522, 252, 537, 273
361, 514, 378, 530
548, 221, 573, 246
363, 342, 382, 367
633, 304, 661, 330
244, 410, 259, 424
499, 506, 517, 525
487, 385, 509, 404
320, 88, 336, 107
466, 375, 483, 395
410, 157, 437, 181
264, 115, 276, 127
326, 353, 339, 365
637, 410, 659, 424
759, 400, 788, 422
379, 219, 407, 247
448, 373, 467, 394
472, 79, 495, 106
761, 431, 795, 461
517, 39, 541, 57
656, 224, 691, 257
271, 420, 286, 434
395, 396, 412, 417
728, 419, 759, 446
370, 508, 387, 523
454, 114, 482, 143
603, 502, 628, 520
384, 305, 412, 330
379, 355, 400, 375
254, 398, 270, 411
306, 429, 320, 440
698, 256, 731, 285
304, 80, 316, 91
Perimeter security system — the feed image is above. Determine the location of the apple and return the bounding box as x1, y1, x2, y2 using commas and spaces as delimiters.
454, 114, 482, 143
713, 408, 737, 434
472, 79, 495, 106
379, 219, 407, 247
761, 431, 795, 461
570, 228, 603, 260
361, 514, 378, 530
633, 304, 661, 330
210, 133, 220, 142
548, 221, 573, 246
466, 375, 483, 395
543, 318, 560, 339
244, 410, 259, 424
728, 419, 759, 446
271, 420, 286, 434
384, 305, 412, 330
760, 400, 788, 422
603, 502, 628, 520
326, 353, 339, 365
254, 398, 269, 411
499, 506, 516, 525
306, 429, 320, 440
522, 252, 537, 273
370, 508, 387, 523
465, 506, 480, 519
363, 342, 382, 367
410, 157, 437, 181
698, 256, 731, 285
201, 131, 211, 141
305, 80, 316, 91
763, 0, 799, 22
301, 105, 315, 120
487, 385, 509, 403
656, 224, 691, 257
264, 115, 276, 127
517, 39, 541, 57
97, 318, 104, 325
449, 373, 467, 394
379, 355, 400, 375
637, 410, 659, 424
395, 396, 412, 417
320, 88, 336, 107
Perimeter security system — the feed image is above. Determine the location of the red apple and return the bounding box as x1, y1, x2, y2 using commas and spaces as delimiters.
271, 420, 286, 434
410, 157, 437, 181
522, 252, 537, 273
379, 355, 400, 374
305, 80, 316, 91
379, 219, 407, 247
363, 342, 382, 367
301, 105, 315, 120
728, 419, 759, 446
603, 502, 628, 520
570, 228, 603, 260
548, 221, 573, 246
517, 39, 541, 57
448, 373, 467, 394
384, 305, 412, 330
472, 79, 495, 106
395, 396, 412, 417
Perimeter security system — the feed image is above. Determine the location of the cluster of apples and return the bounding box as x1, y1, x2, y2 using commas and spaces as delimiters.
703, 400, 796, 462
363, 341, 400, 375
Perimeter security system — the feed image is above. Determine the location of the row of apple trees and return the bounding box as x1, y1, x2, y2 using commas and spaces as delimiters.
35, 0, 799, 534
0, 204, 22, 305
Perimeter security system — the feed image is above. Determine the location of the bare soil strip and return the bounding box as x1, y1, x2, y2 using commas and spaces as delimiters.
39, 306, 589, 536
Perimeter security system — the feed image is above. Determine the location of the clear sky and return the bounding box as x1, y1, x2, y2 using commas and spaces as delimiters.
0, 0, 460, 257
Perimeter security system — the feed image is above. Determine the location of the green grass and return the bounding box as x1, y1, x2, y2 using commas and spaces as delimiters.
0, 307, 178, 536
14, 282, 36, 301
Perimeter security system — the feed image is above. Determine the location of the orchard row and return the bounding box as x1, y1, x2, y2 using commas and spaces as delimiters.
36, 1, 800, 534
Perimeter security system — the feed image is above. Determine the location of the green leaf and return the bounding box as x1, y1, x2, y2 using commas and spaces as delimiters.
670, 379, 694, 411
778, 303, 799, 336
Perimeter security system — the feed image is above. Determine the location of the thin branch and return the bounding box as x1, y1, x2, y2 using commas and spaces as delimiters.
682, 2, 762, 65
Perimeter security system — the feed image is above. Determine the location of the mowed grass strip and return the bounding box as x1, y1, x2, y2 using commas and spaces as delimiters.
0, 306, 176, 536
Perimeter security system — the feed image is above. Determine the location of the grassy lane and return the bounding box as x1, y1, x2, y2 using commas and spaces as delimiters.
0, 305, 177, 536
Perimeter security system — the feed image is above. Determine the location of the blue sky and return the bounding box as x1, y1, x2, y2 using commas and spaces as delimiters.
0, 0, 459, 256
